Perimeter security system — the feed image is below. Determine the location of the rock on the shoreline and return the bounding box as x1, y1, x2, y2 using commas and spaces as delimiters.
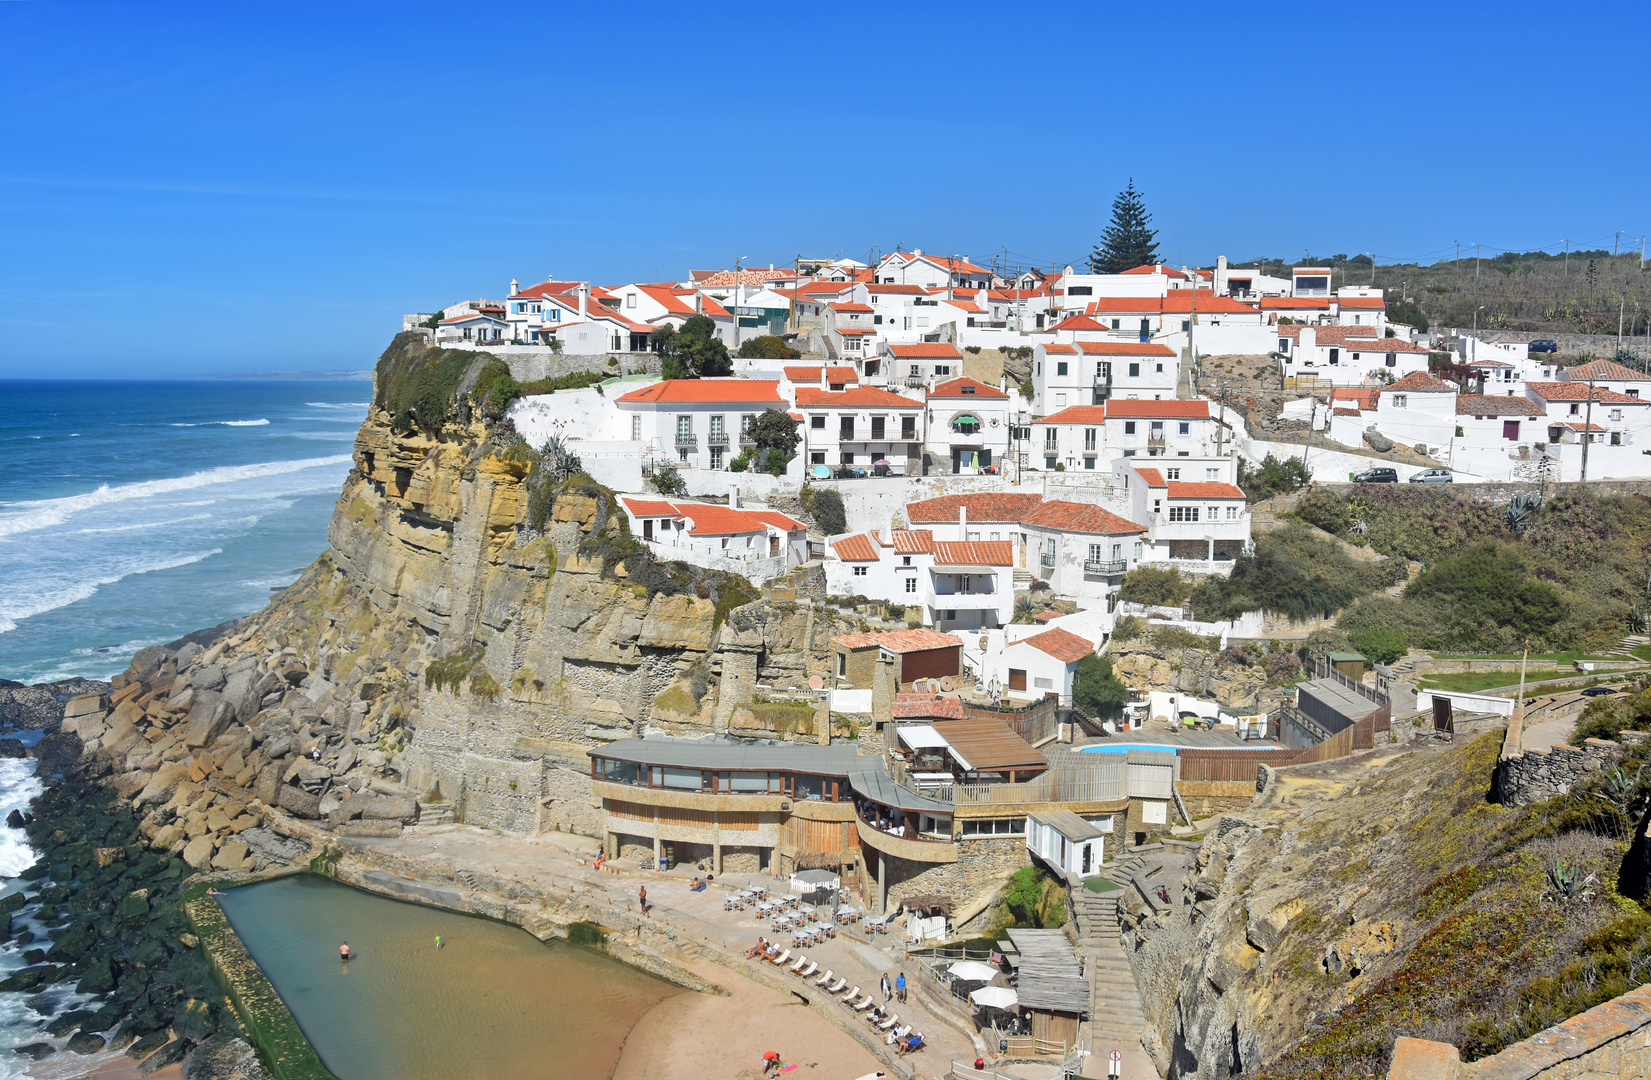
183, 1032, 271, 1080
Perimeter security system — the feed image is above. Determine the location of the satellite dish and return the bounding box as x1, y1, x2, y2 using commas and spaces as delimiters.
808, 675, 824, 690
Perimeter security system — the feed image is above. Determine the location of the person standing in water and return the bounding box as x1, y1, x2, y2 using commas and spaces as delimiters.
435, 935, 444, 949
340, 942, 351, 961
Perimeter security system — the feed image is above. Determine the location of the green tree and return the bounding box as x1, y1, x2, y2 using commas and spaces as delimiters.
750, 408, 800, 458
736, 335, 801, 360
656, 315, 733, 379
650, 463, 687, 497
420, 310, 444, 330
1348, 626, 1407, 666
1237, 454, 1311, 501
800, 486, 846, 534
1117, 565, 1192, 606
1388, 299, 1430, 333
1088, 179, 1160, 274
1073, 654, 1128, 719
1404, 541, 1565, 643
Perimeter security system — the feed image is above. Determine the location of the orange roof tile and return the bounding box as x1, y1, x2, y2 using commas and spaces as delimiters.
887, 342, 963, 359
1078, 341, 1177, 356
784, 366, 858, 383
794, 387, 923, 408
907, 493, 1044, 524
832, 628, 962, 652
1260, 297, 1331, 309
1105, 399, 1210, 419
1526, 382, 1645, 404
832, 533, 879, 562
891, 694, 967, 720
1017, 627, 1094, 664
1033, 610, 1062, 622
1134, 467, 1166, 487
621, 497, 678, 517
1034, 405, 1107, 425
1383, 372, 1456, 394
1050, 315, 1108, 332
615, 379, 783, 405
866, 284, 928, 295
892, 530, 935, 554
1565, 359, 1651, 382
1276, 324, 1383, 344
1456, 395, 1542, 417
1338, 296, 1387, 309
1329, 388, 1379, 410
673, 505, 773, 535
746, 510, 806, 532
830, 302, 874, 313
929, 377, 1008, 399
1119, 264, 1185, 277
835, 327, 877, 336
1167, 482, 1245, 499
1041, 343, 1078, 355
932, 541, 1014, 567
1021, 501, 1144, 535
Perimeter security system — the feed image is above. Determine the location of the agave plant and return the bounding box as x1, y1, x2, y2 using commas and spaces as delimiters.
1504, 491, 1542, 534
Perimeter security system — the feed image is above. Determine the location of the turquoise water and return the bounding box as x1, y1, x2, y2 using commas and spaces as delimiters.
216, 875, 681, 1080
0, 380, 366, 683
1079, 744, 1277, 755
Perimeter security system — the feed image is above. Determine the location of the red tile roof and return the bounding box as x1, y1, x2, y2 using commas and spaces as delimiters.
830, 302, 874, 313
794, 386, 923, 408
1166, 482, 1245, 499
1526, 382, 1645, 404
511, 280, 584, 299
635, 285, 698, 316
1157, 292, 1262, 314
1105, 399, 1210, 419
1034, 405, 1107, 425
932, 541, 1014, 567
1077, 341, 1177, 356
907, 493, 1044, 524
693, 269, 796, 287
832, 533, 879, 562
1564, 421, 1606, 432
835, 327, 877, 336
746, 510, 806, 532
1081, 297, 1169, 313
621, 497, 678, 517
885, 251, 990, 276
1329, 388, 1379, 410
1565, 359, 1651, 382
1021, 501, 1144, 535
1051, 315, 1109, 332
888, 342, 963, 358
929, 377, 1008, 399
1382, 372, 1456, 394
866, 284, 928, 295
891, 694, 967, 720
784, 366, 858, 383
1260, 297, 1331, 309
1134, 467, 1166, 487
1041, 343, 1078, 355
1456, 395, 1543, 416
1120, 264, 1186, 277
699, 296, 733, 318
893, 530, 934, 554
947, 299, 985, 313
1338, 296, 1387, 309
1017, 627, 1094, 664
1277, 324, 1382, 343
1033, 610, 1062, 622
615, 379, 783, 404
832, 628, 962, 652
1346, 338, 1428, 354
673, 505, 771, 535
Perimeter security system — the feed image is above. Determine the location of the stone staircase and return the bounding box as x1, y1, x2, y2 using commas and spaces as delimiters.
1072, 860, 1154, 1059
1606, 635, 1650, 660
1013, 568, 1035, 588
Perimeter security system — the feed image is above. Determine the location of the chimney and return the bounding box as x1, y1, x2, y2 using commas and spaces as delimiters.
1215, 255, 1229, 296
959, 503, 968, 538
509, 278, 519, 296
729, 483, 742, 509
1301, 327, 1317, 351
577, 283, 589, 319
694, 292, 703, 314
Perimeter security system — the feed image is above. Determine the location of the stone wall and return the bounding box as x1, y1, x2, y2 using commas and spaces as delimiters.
1177, 780, 1257, 819
1494, 736, 1623, 806
1386, 983, 1651, 1079
876, 834, 1027, 916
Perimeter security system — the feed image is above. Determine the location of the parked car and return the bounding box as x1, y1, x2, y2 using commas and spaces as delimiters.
1353, 467, 1399, 483
1528, 340, 1559, 353
1408, 468, 1455, 483
1581, 686, 1619, 698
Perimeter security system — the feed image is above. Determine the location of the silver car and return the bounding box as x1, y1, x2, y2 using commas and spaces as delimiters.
1408, 468, 1454, 483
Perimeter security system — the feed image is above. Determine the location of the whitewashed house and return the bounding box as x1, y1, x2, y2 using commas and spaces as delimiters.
1558, 359, 1651, 399
1022, 501, 1147, 606
619, 496, 807, 581
873, 250, 993, 290
613, 379, 788, 471
1111, 457, 1249, 571
998, 627, 1097, 705
906, 493, 1043, 570
823, 530, 1013, 631
1032, 340, 1180, 411
883, 342, 964, 389
926, 377, 1012, 474
1369, 371, 1459, 455
1027, 810, 1107, 878
1277, 325, 1429, 387
1032, 405, 1110, 472
1103, 400, 1218, 459
795, 386, 925, 475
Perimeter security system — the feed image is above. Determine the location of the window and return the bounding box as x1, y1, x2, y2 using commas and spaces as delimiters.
934, 365, 951, 377
1570, 403, 1581, 415
631, 415, 642, 440
1112, 319, 1121, 330
840, 452, 854, 464
1084, 428, 1096, 451
810, 451, 825, 464
1166, 468, 1180, 479
1178, 422, 1191, 436
871, 416, 885, 440
961, 384, 976, 395
902, 555, 912, 566
840, 416, 854, 439
1128, 363, 1140, 377
901, 415, 916, 439
1169, 506, 1199, 522
1208, 505, 1220, 520
1134, 541, 1143, 559
1055, 393, 1066, 406
874, 314, 883, 324
1056, 361, 1069, 376
1392, 395, 1407, 409
904, 577, 917, 593
1067, 286, 1093, 296
1611, 409, 1624, 421
626, 293, 636, 308
1124, 421, 1137, 435
1328, 348, 1340, 365
1227, 506, 1240, 520
1045, 456, 1057, 468
1206, 468, 1219, 480
961, 818, 1026, 835
853, 565, 867, 576
676, 414, 692, 439
910, 365, 921, 378
1279, 338, 1290, 352
811, 414, 825, 429
1088, 543, 1103, 562
1097, 361, 1109, 381
1386, 353, 1397, 367
1007, 669, 1027, 691
1156, 363, 1164, 373
952, 414, 982, 435
836, 653, 846, 677
710, 414, 724, 439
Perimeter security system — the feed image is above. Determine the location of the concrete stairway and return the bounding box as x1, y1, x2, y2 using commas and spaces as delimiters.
1072, 870, 1154, 1059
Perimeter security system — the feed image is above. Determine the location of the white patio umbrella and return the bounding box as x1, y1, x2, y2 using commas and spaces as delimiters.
969, 986, 1018, 1010
948, 960, 999, 982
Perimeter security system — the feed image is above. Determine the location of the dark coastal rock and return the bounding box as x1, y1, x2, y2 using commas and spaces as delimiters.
0, 685, 62, 730
130, 645, 174, 681
13, 1042, 54, 1060
67, 1031, 107, 1055
126, 1030, 170, 1060
6, 809, 24, 828
188, 665, 226, 693
29, 729, 83, 774
0, 740, 26, 759
239, 827, 309, 865
173, 999, 215, 1041
276, 784, 321, 818
174, 642, 205, 670
139, 1037, 194, 1075
183, 1033, 272, 1080
1, 968, 43, 991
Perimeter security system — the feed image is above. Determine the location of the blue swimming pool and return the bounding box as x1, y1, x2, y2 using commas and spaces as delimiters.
1079, 744, 1278, 755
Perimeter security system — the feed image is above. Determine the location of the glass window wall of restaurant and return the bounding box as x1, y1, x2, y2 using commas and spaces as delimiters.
591, 758, 845, 801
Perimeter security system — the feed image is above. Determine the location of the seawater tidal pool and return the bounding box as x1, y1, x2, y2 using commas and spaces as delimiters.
217, 874, 681, 1080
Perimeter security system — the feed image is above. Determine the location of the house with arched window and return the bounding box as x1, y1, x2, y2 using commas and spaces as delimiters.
925, 377, 1012, 475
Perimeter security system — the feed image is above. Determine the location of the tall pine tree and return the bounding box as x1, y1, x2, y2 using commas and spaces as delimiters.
1088, 180, 1160, 274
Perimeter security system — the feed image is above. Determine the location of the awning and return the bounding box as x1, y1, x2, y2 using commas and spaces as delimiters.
970, 986, 1018, 1010
897, 724, 950, 750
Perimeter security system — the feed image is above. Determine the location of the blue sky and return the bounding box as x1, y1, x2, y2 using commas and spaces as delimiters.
1, 1, 1646, 378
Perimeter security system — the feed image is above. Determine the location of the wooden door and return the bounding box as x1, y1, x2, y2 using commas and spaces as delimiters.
1008, 669, 1027, 692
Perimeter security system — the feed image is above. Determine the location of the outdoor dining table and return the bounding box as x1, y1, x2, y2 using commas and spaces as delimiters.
757, 901, 776, 912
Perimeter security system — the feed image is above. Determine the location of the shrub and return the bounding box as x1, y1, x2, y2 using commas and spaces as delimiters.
516, 369, 608, 395
800, 487, 846, 535
1190, 524, 1397, 622
1118, 565, 1192, 606
1349, 626, 1407, 665
1238, 453, 1311, 502
651, 464, 687, 497
1111, 615, 1145, 643
1073, 654, 1127, 718
375, 335, 482, 435
964, 345, 981, 354
727, 452, 750, 473
760, 447, 790, 476
736, 335, 802, 359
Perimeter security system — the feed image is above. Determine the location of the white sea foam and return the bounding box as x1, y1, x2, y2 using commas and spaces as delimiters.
0, 455, 350, 539
305, 402, 370, 409
71, 513, 212, 535
170, 418, 270, 427
0, 548, 222, 635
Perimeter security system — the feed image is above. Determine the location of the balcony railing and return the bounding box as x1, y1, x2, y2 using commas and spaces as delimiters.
739, 434, 756, 447
674, 434, 698, 449
1083, 559, 1128, 575
1040, 553, 1056, 568
905, 377, 926, 388
1147, 436, 1167, 450
707, 433, 729, 448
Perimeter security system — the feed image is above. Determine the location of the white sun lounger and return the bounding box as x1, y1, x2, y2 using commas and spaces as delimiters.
853, 995, 874, 1011
798, 961, 818, 978
788, 954, 808, 973
815, 969, 834, 987
840, 985, 860, 1003
769, 948, 790, 966
878, 1013, 899, 1031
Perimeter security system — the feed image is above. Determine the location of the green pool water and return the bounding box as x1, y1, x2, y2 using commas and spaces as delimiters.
216, 874, 681, 1080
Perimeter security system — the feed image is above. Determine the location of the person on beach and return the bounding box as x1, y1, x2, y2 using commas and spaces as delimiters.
340, 942, 350, 961
638, 885, 649, 917
895, 971, 906, 1003
435, 935, 443, 949
762, 1050, 781, 1075
880, 972, 892, 1003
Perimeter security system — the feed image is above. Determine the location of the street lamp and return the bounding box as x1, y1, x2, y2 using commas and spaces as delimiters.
732, 256, 749, 351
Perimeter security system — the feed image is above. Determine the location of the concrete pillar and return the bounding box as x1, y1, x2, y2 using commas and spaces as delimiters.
815, 691, 831, 745
605, 831, 617, 860
653, 808, 662, 870
871, 652, 896, 724
712, 811, 722, 875
877, 851, 889, 915
1208, 538, 1215, 561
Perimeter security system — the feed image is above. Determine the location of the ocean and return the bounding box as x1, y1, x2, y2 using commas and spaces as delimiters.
0, 380, 367, 685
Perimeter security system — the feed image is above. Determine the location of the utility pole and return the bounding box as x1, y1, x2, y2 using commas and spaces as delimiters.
1581, 376, 1597, 481
1215, 375, 1227, 457
789, 253, 799, 333
1475, 243, 1481, 278
1564, 239, 1570, 277
1616, 231, 1624, 256
1301, 398, 1315, 473
1620, 293, 1628, 354
1455, 240, 1460, 266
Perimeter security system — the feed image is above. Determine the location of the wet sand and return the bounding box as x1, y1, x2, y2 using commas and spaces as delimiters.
612, 960, 883, 1080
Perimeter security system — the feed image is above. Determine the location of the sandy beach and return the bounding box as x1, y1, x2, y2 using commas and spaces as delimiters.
613, 959, 885, 1080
